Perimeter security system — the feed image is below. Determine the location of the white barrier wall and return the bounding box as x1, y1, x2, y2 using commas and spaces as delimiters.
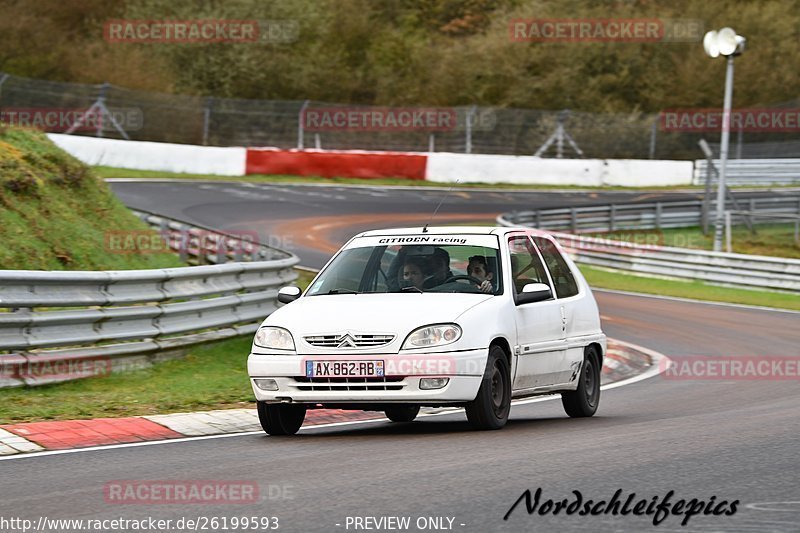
47, 134, 247, 176
46, 134, 694, 186
426, 152, 693, 187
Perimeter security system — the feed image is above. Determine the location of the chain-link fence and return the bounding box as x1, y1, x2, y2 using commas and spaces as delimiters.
2, 72, 799, 160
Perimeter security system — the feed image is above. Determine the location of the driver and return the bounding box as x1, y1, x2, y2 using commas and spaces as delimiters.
423, 247, 453, 289
467, 255, 495, 294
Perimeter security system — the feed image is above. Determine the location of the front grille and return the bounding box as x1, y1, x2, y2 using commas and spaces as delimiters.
293, 376, 405, 391
304, 333, 395, 348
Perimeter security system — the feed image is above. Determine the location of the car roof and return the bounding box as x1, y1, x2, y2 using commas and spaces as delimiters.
357, 226, 509, 237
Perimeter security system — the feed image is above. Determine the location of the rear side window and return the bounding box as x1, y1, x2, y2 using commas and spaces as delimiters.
532, 237, 579, 298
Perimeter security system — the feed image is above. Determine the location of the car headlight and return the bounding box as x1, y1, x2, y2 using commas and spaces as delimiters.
402, 324, 462, 350
254, 326, 295, 351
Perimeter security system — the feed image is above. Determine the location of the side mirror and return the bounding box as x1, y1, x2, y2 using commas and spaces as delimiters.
277, 286, 302, 304
515, 283, 553, 305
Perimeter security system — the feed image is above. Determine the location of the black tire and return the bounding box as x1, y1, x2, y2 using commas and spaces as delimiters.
465, 345, 511, 430
384, 405, 420, 423
257, 402, 307, 435
561, 346, 601, 418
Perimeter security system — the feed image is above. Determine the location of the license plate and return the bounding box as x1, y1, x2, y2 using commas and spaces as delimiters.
306, 360, 385, 378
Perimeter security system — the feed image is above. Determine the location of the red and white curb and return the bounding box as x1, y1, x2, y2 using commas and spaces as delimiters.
0, 339, 661, 456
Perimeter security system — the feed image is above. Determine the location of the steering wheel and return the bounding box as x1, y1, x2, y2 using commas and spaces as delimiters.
444, 275, 484, 285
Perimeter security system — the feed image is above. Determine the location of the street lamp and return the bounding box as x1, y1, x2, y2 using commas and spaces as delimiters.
703, 27, 746, 252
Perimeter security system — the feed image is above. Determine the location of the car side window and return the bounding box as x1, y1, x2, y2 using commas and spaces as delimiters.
507, 236, 552, 296
532, 237, 579, 298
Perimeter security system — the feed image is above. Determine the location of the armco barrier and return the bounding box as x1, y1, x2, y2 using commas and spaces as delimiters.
0, 222, 299, 388
506, 196, 800, 233
694, 159, 800, 186
498, 199, 800, 293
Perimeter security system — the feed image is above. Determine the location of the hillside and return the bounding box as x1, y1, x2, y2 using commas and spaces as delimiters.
0, 126, 182, 270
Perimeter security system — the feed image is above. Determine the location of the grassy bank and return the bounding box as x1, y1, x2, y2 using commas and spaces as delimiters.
581, 264, 800, 311
0, 128, 182, 270
593, 224, 800, 260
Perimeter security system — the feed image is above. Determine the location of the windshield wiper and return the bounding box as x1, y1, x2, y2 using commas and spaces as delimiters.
327, 288, 360, 294
399, 286, 424, 293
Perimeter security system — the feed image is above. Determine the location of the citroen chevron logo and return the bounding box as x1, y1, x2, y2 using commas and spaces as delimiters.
337, 334, 356, 348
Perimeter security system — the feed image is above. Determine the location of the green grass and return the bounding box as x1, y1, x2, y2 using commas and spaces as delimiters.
581, 264, 800, 311
0, 336, 255, 424
591, 224, 800, 260
0, 128, 183, 270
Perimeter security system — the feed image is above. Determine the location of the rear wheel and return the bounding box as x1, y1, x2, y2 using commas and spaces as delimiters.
465, 345, 511, 430
257, 402, 307, 435
561, 346, 601, 418
384, 405, 420, 422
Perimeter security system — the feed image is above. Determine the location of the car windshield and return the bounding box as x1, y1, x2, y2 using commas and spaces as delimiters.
307, 235, 503, 296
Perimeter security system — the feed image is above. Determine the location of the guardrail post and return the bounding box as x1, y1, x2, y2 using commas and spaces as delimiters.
609, 205, 616, 232
536, 210, 542, 229
570, 207, 577, 233
428, 133, 435, 153
725, 211, 732, 253
655, 202, 662, 229
0, 73, 9, 103
178, 226, 189, 263
202, 97, 213, 146
297, 100, 309, 149
649, 118, 657, 159
465, 106, 476, 154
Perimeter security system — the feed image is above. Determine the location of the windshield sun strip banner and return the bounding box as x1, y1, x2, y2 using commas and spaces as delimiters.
346, 234, 500, 249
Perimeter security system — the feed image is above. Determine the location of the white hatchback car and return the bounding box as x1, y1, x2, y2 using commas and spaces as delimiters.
248, 226, 606, 435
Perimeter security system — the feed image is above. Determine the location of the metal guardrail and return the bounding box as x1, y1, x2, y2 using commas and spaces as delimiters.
0, 219, 298, 388
131, 209, 292, 264
499, 197, 800, 294
694, 159, 800, 185
504, 196, 800, 234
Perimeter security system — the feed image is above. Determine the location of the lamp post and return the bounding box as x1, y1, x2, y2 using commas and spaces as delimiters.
703, 28, 746, 252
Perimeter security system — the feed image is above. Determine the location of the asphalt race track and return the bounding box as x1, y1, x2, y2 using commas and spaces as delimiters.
2, 181, 798, 533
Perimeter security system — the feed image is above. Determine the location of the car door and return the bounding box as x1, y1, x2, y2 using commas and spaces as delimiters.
532, 236, 584, 385
507, 234, 567, 390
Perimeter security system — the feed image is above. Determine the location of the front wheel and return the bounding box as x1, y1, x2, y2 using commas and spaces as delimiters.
561, 346, 601, 418
257, 402, 307, 435
384, 405, 420, 422
465, 345, 511, 430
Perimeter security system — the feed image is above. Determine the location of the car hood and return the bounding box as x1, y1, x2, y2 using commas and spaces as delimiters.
263, 293, 493, 353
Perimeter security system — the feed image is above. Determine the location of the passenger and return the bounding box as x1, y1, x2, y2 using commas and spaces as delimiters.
467, 255, 494, 294
402, 256, 428, 291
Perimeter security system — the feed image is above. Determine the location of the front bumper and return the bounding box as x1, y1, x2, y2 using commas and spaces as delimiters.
247, 348, 487, 404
